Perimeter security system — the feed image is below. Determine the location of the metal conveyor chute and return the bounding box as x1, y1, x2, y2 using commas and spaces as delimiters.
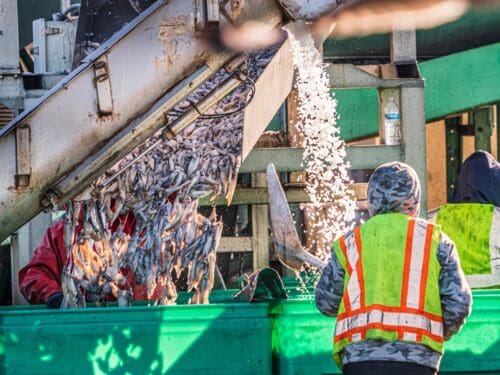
0, 0, 297, 242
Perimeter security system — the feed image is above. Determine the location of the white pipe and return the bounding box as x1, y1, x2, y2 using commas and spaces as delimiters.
60, 0, 71, 13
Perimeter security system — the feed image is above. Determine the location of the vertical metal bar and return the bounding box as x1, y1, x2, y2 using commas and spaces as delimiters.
390, 27, 416, 64
60, 0, 71, 13
33, 18, 47, 74
400, 84, 427, 216
445, 116, 462, 201
474, 106, 493, 152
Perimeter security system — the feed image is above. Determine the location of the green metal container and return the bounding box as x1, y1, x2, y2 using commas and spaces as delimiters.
0, 289, 498, 374
0, 296, 271, 375
271, 290, 500, 375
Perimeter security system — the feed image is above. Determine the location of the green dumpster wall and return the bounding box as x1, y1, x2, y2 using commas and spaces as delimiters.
0, 298, 272, 375
271, 290, 500, 375
0, 290, 498, 374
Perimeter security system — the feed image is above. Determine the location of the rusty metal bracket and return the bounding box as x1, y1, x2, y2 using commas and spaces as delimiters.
40, 189, 61, 212
93, 55, 114, 116
195, 0, 224, 31
219, 0, 236, 26
15, 124, 31, 188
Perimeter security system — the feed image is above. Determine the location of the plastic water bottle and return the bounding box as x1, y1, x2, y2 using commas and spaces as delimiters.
384, 97, 401, 145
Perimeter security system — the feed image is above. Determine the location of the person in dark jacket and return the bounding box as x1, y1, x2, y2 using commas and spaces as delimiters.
436, 150, 500, 288
315, 161, 472, 375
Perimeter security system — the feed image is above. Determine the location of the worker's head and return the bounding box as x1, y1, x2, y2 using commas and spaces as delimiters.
367, 161, 421, 217
451, 150, 500, 207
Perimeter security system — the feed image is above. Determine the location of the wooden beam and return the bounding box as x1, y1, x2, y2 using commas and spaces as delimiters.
200, 184, 368, 206
217, 237, 252, 253
251, 173, 270, 270
240, 145, 403, 173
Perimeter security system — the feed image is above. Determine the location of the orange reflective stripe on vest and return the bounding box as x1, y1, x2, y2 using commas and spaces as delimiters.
338, 227, 365, 314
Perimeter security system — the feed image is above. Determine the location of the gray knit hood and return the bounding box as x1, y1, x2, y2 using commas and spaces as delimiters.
367, 161, 421, 217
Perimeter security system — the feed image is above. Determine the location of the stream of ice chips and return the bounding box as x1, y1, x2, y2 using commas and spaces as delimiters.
285, 23, 356, 259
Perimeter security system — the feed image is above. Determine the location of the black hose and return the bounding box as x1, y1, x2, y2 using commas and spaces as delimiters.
62, 3, 81, 19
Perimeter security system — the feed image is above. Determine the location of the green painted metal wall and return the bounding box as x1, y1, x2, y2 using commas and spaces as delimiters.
324, 9, 500, 62
331, 42, 500, 141
422, 43, 500, 121
334, 88, 379, 141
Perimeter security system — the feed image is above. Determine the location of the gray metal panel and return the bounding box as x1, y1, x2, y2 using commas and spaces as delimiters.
0, 0, 218, 241
0, 76, 24, 101
0, 0, 20, 71
36, 20, 77, 73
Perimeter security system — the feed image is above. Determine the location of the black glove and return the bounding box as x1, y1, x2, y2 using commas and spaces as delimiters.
46, 292, 64, 309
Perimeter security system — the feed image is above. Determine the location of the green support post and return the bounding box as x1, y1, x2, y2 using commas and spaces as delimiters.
445, 116, 462, 201
474, 107, 493, 152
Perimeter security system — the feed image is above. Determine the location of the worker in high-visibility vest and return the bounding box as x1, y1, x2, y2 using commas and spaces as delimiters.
435, 150, 500, 288
315, 162, 471, 375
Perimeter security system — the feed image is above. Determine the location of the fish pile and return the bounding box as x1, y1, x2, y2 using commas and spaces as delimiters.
283, 22, 356, 260
60, 48, 277, 308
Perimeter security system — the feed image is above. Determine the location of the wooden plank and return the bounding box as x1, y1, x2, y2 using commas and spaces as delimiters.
240, 146, 403, 173
200, 184, 368, 206
251, 173, 269, 271
217, 237, 252, 253
287, 89, 306, 184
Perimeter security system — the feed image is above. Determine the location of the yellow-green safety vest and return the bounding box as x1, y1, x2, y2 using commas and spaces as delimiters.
436, 203, 500, 288
332, 213, 444, 369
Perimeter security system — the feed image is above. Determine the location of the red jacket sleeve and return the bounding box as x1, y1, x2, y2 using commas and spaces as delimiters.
18, 220, 67, 304
18, 208, 166, 304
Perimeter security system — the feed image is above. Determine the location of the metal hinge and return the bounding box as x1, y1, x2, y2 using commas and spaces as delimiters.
15, 124, 31, 188
45, 27, 61, 35
93, 55, 114, 116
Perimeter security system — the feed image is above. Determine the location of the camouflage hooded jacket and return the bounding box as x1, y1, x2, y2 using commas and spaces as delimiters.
315, 162, 472, 370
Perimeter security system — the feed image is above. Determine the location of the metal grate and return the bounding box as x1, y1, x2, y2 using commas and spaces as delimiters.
0, 104, 14, 128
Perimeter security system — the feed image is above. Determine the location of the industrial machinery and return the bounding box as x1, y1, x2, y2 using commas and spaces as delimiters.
0, 0, 346, 242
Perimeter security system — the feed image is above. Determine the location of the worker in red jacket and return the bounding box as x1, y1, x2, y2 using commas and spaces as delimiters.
19, 210, 163, 308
